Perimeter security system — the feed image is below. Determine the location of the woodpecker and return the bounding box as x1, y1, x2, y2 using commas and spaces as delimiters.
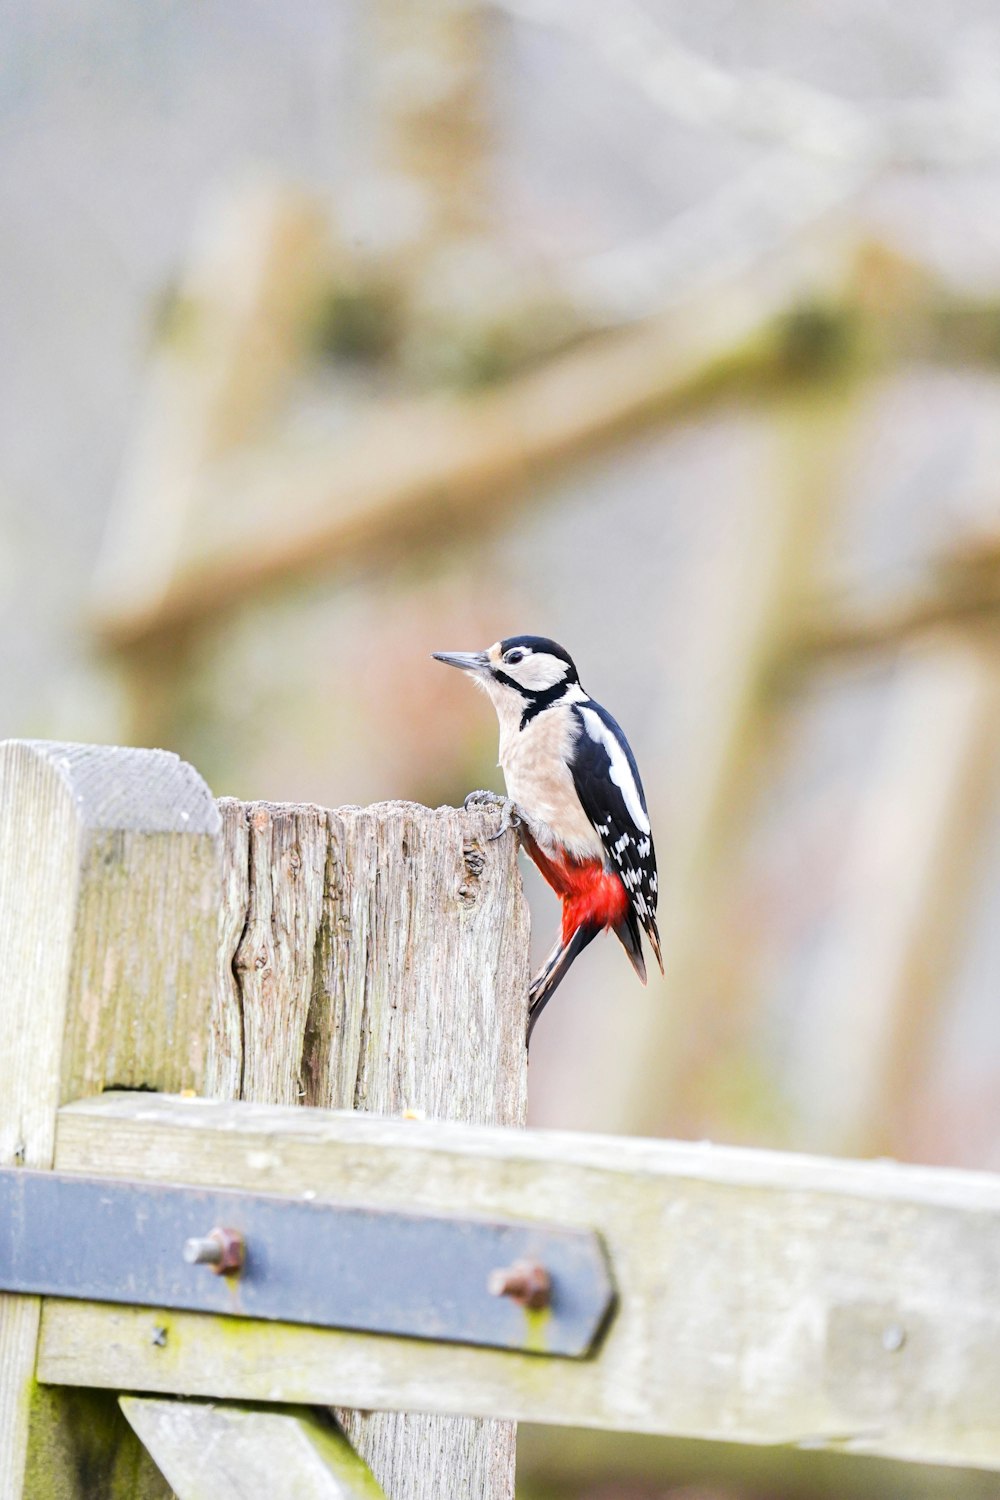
433, 635, 662, 1042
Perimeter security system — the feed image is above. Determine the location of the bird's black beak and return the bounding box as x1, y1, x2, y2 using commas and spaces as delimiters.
432, 650, 491, 673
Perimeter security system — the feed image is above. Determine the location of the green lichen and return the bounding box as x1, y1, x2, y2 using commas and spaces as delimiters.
522, 1303, 554, 1357
22, 1385, 171, 1500
150, 285, 204, 354
313, 284, 398, 364
773, 300, 862, 379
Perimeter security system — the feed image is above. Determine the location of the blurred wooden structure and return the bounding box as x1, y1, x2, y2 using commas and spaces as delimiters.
5, 740, 1000, 1500
87, 0, 1000, 1185
89, 170, 1000, 1159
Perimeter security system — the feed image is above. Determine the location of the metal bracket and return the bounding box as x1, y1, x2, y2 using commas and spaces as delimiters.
0, 1168, 614, 1358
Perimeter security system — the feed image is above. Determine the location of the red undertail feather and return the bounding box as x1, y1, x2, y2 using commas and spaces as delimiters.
523, 830, 651, 1044
558, 864, 629, 945
521, 835, 629, 941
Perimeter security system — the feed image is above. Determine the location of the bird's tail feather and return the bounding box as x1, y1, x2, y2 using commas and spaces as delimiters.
527, 924, 599, 1045
645, 916, 664, 975
614, 913, 647, 984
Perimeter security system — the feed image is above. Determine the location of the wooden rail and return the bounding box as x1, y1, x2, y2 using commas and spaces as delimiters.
36, 1090, 1000, 1473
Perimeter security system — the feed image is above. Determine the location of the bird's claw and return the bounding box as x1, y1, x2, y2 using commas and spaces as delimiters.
463, 790, 522, 841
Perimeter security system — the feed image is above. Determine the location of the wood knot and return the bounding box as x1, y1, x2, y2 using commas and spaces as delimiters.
458, 841, 486, 907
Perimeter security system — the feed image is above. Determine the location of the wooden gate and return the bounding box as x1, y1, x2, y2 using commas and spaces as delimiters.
2, 739, 999, 1499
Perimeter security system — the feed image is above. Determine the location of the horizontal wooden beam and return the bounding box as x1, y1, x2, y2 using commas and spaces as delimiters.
801, 549, 1000, 662
93, 243, 848, 649
35, 1092, 1000, 1471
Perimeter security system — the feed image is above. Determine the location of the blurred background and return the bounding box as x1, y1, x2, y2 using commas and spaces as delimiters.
6, 2, 1000, 1495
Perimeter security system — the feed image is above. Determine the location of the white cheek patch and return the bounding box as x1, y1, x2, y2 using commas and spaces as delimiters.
579, 707, 651, 835
509, 652, 568, 691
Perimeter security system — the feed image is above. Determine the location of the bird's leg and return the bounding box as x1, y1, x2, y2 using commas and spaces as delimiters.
463, 789, 522, 841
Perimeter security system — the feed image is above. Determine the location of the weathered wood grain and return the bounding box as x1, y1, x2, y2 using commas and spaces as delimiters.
120, 1398, 386, 1500
207, 798, 530, 1500
42, 1092, 1000, 1473
0, 740, 220, 1500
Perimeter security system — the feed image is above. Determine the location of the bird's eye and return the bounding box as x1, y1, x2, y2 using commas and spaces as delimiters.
504, 649, 525, 665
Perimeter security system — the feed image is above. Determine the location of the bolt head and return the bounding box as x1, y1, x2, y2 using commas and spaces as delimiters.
487, 1258, 551, 1311
183, 1226, 245, 1275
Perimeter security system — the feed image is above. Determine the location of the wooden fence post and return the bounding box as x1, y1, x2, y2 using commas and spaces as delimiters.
0, 748, 528, 1498
209, 798, 530, 1500
0, 740, 221, 1500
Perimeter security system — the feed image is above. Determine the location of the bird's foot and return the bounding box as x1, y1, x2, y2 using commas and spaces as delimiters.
463, 789, 522, 841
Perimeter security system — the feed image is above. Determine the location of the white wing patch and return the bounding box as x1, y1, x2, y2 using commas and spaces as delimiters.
579, 707, 651, 836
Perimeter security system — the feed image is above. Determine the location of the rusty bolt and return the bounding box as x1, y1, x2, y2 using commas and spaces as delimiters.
487, 1258, 551, 1311
183, 1226, 245, 1275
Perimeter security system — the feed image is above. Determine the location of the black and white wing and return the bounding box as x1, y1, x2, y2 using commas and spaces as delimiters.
570, 701, 663, 978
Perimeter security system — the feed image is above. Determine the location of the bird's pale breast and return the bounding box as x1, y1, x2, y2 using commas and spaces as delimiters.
499, 705, 603, 861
